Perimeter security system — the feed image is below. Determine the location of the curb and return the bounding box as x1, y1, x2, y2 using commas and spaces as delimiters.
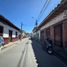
0, 40, 20, 50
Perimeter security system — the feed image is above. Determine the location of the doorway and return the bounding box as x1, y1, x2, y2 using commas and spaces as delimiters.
0, 26, 3, 36
9, 30, 13, 42
54, 24, 63, 47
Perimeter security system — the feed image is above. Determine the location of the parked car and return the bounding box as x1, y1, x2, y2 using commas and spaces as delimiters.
0, 36, 5, 46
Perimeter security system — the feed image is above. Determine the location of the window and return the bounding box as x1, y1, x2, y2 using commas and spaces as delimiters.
16, 32, 17, 38
0, 26, 3, 36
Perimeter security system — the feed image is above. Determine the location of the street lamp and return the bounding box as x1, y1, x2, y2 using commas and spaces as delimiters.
32, 17, 38, 28
32, 17, 38, 38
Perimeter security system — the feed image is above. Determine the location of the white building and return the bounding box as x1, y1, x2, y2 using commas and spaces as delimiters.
0, 15, 21, 44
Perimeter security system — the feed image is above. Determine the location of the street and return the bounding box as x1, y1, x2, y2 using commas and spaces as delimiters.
0, 38, 66, 67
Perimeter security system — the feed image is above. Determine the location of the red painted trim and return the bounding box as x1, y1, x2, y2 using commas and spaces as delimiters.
12, 38, 19, 42
4, 38, 9, 44
4, 37, 19, 44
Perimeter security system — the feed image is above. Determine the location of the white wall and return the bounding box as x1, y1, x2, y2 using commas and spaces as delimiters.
0, 22, 21, 38
0, 22, 8, 38
32, 30, 40, 40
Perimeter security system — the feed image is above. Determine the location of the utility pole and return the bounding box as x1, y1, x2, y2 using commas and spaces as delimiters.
35, 20, 38, 33
35, 20, 38, 39
32, 17, 38, 28
35, 20, 38, 27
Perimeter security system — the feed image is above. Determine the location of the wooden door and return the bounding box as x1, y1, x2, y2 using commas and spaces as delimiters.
54, 24, 63, 47
0, 26, 3, 36
46, 28, 50, 39
40, 30, 44, 43
9, 30, 12, 42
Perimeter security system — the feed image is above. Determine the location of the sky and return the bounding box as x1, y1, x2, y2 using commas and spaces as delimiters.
0, 0, 61, 33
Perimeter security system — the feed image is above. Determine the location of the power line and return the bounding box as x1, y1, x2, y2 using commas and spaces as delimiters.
39, 0, 51, 20
37, 0, 48, 19
37, 0, 51, 21
38, 0, 51, 20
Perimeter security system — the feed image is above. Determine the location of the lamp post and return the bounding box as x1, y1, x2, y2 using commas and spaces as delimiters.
32, 17, 38, 38
32, 17, 38, 28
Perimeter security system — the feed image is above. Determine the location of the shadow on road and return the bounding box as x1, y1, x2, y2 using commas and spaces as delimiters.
31, 39, 67, 67
31, 39, 49, 67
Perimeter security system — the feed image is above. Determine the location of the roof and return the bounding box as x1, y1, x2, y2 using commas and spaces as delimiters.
36, 0, 67, 31
32, 27, 37, 33
0, 15, 21, 32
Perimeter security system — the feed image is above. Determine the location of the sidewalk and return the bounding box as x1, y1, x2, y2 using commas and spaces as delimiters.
31, 39, 66, 67
0, 40, 19, 50
53, 46, 67, 65
0, 38, 27, 50
41, 39, 67, 66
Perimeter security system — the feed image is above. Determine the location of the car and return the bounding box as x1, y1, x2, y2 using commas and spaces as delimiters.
0, 36, 5, 46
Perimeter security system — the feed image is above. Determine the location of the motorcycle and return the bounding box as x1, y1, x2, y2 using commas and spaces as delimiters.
47, 44, 53, 54
46, 39, 53, 54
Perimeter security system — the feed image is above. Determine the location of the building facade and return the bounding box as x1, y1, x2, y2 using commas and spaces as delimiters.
0, 15, 21, 44
33, 0, 67, 51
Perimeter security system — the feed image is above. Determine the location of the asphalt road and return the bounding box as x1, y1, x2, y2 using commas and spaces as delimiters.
0, 38, 37, 67
0, 38, 66, 67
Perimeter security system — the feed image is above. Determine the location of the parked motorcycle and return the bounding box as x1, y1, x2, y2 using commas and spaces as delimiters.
46, 38, 53, 54
47, 44, 53, 54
